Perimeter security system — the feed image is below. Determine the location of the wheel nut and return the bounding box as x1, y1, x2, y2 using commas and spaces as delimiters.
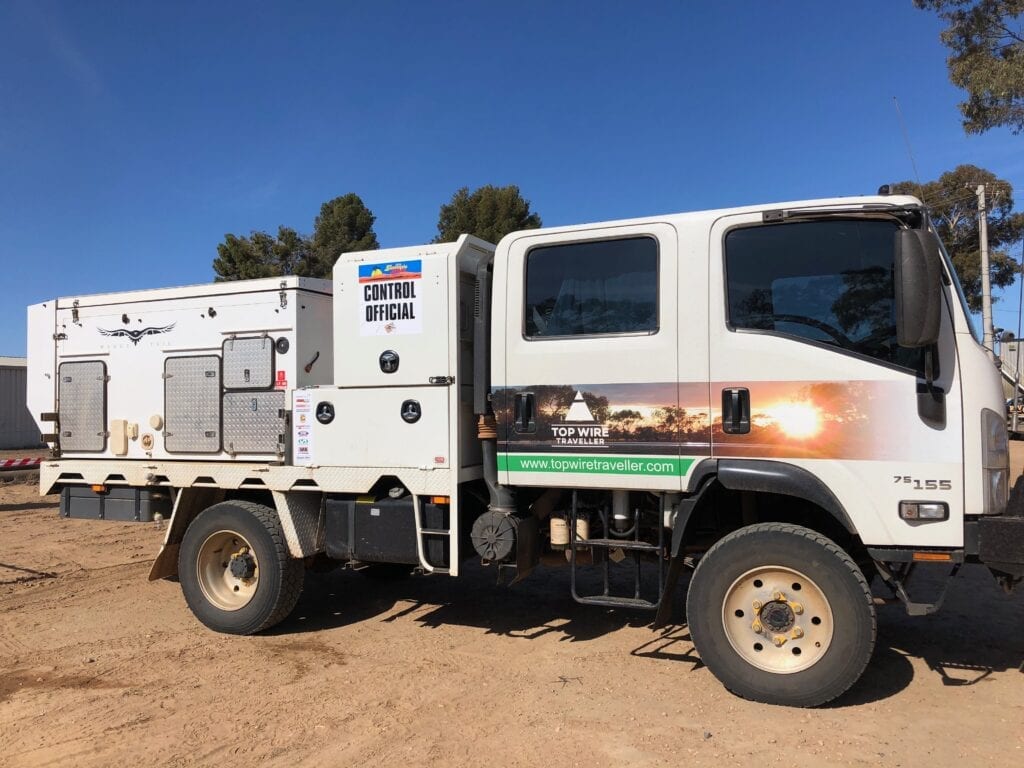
751, 620, 763, 633
752, 600, 762, 611
773, 635, 786, 647
792, 627, 804, 639
789, 602, 804, 615
773, 591, 786, 601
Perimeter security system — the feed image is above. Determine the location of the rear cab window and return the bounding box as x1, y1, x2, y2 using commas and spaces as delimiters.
524, 236, 658, 338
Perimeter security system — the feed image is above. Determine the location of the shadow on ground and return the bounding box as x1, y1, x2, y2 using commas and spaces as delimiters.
271, 559, 1023, 706
0, 501, 55, 512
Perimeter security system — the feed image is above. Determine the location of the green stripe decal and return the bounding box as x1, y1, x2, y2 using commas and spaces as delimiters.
497, 453, 696, 477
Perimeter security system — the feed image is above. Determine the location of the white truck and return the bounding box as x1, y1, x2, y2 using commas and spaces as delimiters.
26, 194, 1024, 707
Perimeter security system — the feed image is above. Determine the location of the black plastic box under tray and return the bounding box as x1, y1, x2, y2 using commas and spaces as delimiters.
60, 486, 172, 522
325, 497, 448, 567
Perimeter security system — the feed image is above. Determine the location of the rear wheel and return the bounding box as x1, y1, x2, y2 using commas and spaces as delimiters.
686, 523, 875, 707
179, 500, 304, 635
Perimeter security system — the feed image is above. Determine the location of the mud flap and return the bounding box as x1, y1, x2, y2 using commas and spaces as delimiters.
511, 516, 540, 584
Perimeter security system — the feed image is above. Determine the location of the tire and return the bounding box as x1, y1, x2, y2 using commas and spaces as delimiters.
686, 523, 875, 707
178, 500, 304, 635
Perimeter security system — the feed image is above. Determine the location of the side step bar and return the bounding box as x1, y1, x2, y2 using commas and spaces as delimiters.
413, 494, 450, 575
568, 490, 665, 609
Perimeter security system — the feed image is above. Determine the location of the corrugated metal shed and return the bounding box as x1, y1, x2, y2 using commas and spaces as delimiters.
0, 358, 43, 449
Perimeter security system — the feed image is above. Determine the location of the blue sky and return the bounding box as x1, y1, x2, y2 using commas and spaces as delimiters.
1, 0, 1021, 355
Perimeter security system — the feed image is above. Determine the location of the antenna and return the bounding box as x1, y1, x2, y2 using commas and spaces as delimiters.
893, 96, 925, 200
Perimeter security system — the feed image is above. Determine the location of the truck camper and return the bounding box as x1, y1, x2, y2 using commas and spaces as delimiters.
27, 194, 1024, 706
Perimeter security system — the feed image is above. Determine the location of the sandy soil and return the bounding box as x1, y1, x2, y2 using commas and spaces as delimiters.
1, 476, 1022, 768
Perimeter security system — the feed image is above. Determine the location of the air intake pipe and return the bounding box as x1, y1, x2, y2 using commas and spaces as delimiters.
473, 256, 516, 516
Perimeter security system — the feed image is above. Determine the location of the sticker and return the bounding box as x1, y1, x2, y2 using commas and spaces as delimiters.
275, 370, 288, 389
358, 259, 422, 336
293, 391, 314, 466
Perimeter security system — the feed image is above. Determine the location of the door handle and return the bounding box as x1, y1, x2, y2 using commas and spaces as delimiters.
721, 387, 750, 435
514, 393, 536, 434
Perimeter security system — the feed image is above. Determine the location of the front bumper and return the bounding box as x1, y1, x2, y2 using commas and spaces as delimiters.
974, 476, 1024, 578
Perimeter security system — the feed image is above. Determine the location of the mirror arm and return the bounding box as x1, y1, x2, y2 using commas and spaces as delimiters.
924, 346, 935, 386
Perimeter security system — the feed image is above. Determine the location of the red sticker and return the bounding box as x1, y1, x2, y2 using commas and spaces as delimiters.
275, 370, 288, 389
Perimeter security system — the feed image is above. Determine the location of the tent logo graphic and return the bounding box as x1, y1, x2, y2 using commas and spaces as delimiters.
553, 390, 607, 446
565, 390, 595, 422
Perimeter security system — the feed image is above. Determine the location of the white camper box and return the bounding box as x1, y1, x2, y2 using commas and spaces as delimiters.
27, 276, 334, 463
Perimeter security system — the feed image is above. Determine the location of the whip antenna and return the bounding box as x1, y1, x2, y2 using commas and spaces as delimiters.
893, 96, 925, 201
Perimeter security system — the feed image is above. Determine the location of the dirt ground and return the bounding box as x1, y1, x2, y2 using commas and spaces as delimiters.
1, 475, 1022, 768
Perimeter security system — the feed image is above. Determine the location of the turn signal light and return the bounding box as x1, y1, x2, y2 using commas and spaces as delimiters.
90, 484, 107, 494
912, 552, 953, 562
899, 501, 948, 521
430, 496, 450, 505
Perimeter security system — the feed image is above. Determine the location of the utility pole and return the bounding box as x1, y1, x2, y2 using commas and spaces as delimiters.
977, 184, 994, 353
1014, 239, 1024, 435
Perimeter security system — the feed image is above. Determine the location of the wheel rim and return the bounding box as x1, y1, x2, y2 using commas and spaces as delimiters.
196, 529, 260, 611
721, 565, 834, 674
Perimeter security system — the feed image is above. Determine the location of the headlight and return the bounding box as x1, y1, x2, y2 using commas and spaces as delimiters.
982, 408, 1009, 515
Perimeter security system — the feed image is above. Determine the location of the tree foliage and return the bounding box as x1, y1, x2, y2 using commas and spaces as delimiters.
213, 226, 309, 282
916, 0, 1024, 134
303, 194, 380, 278
213, 193, 378, 281
893, 164, 1024, 311
434, 185, 542, 244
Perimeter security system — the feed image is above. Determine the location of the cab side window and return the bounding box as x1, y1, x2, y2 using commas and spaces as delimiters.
525, 236, 658, 338
725, 219, 922, 371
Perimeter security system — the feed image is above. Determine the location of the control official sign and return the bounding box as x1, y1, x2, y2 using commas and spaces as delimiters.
358, 260, 422, 336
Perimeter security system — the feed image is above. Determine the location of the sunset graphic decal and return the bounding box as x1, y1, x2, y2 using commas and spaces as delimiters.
497, 379, 934, 462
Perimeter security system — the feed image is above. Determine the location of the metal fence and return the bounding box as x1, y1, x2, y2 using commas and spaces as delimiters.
0, 363, 43, 450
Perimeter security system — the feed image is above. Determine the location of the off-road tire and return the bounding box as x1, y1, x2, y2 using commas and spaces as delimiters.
179, 500, 304, 635
686, 523, 875, 707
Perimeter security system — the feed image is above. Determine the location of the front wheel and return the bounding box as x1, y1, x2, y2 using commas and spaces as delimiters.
178, 500, 304, 635
686, 523, 875, 707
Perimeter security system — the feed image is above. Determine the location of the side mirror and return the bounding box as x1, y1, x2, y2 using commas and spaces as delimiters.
894, 229, 942, 348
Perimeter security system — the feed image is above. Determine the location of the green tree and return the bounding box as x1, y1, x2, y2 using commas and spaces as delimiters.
893, 164, 1024, 311
304, 193, 380, 277
213, 226, 309, 281
915, 1, 1024, 134
433, 185, 542, 244
213, 193, 378, 280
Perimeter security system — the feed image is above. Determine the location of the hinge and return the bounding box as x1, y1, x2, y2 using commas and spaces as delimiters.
53, 332, 67, 341
279, 281, 288, 309
72, 299, 80, 324
429, 375, 455, 385
762, 209, 785, 223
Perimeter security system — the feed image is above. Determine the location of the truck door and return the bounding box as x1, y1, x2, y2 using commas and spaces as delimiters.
499, 222, 709, 492
708, 212, 964, 547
